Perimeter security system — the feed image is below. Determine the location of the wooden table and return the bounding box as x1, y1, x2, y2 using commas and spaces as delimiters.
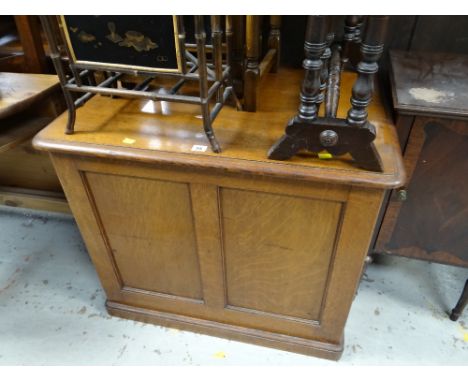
0, 72, 68, 213
33, 68, 404, 360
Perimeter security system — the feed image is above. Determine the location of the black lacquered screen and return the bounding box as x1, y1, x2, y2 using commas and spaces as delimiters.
63, 15, 180, 71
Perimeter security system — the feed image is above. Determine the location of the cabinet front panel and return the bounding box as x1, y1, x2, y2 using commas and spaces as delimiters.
220, 188, 343, 322
84, 172, 203, 300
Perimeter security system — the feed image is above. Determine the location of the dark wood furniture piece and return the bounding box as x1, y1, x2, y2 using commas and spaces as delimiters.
33, 67, 404, 360
374, 51, 468, 319
0, 72, 68, 213
0, 16, 49, 73
268, 16, 389, 172
450, 279, 468, 321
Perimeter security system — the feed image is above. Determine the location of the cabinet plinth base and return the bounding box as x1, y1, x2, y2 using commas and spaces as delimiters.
106, 300, 343, 360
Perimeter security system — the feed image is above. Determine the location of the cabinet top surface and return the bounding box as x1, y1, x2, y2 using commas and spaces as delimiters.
0, 72, 60, 120
33, 68, 404, 189
390, 50, 468, 118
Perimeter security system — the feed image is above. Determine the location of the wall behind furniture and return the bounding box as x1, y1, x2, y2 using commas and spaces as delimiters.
280, 16, 468, 67
278, 16, 468, 115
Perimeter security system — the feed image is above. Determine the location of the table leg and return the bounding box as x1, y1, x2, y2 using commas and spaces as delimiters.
450, 279, 468, 321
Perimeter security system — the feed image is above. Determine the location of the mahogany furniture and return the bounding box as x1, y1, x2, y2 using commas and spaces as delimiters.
450, 279, 468, 321
375, 51, 468, 268
33, 68, 404, 360
374, 51, 468, 319
0, 72, 68, 213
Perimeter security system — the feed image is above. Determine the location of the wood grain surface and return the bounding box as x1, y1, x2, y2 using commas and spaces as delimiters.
0, 72, 59, 119
33, 68, 405, 189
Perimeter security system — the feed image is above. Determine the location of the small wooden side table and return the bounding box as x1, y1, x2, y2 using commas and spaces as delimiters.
375, 51, 468, 319
33, 68, 404, 359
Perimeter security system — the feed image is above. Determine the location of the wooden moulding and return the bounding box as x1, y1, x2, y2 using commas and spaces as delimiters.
0, 187, 70, 215
106, 301, 343, 360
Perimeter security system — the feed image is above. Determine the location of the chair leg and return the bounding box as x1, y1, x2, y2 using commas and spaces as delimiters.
450, 279, 468, 321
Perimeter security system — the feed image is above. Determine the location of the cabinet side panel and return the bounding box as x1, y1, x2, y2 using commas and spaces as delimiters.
220, 188, 342, 322
84, 171, 203, 300
387, 119, 468, 266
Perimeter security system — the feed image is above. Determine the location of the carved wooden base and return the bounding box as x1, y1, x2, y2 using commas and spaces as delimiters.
268, 116, 383, 172
106, 300, 343, 360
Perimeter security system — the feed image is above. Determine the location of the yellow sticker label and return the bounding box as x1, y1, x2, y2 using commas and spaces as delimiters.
213, 351, 226, 359
464, 332, 468, 342
122, 138, 136, 144
318, 152, 333, 159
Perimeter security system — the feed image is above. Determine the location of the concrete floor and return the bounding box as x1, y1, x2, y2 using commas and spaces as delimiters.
0, 206, 467, 365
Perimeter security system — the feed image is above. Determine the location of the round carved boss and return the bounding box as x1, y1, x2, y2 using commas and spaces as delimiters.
319, 130, 339, 147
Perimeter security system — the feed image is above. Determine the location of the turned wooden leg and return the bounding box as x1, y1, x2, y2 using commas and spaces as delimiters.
244, 15, 261, 112
450, 279, 468, 321
268, 16, 281, 73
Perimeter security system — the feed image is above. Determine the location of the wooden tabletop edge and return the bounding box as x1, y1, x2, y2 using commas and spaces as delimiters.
32, 133, 406, 189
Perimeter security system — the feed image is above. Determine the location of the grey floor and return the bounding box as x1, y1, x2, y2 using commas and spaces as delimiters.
0, 206, 467, 365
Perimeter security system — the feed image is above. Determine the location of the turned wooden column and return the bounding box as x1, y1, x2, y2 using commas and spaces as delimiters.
229, 16, 245, 98
346, 16, 389, 129
268, 16, 281, 73
318, 30, 335, 109
244, 15, 261, 112
297, 15, 329, 122
342, 15, 362, 65
176, 16, 187, 74
268, 15, 387, 172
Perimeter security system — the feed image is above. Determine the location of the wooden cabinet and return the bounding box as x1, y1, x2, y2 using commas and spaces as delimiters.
33, 69, 404, 359
375, 51, 468, 268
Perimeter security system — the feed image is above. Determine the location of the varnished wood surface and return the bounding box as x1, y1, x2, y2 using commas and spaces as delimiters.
221, 188, 341, 321
0, 116, 52, 154
0, 72, 59, 119
48, 151, 385, 359
85, 172, 203, 299
0, 72, 66, 213
390, 51, 468, 119
377, 117, 468, 268
33, 68, 405, 189
13, 16, 48, 74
